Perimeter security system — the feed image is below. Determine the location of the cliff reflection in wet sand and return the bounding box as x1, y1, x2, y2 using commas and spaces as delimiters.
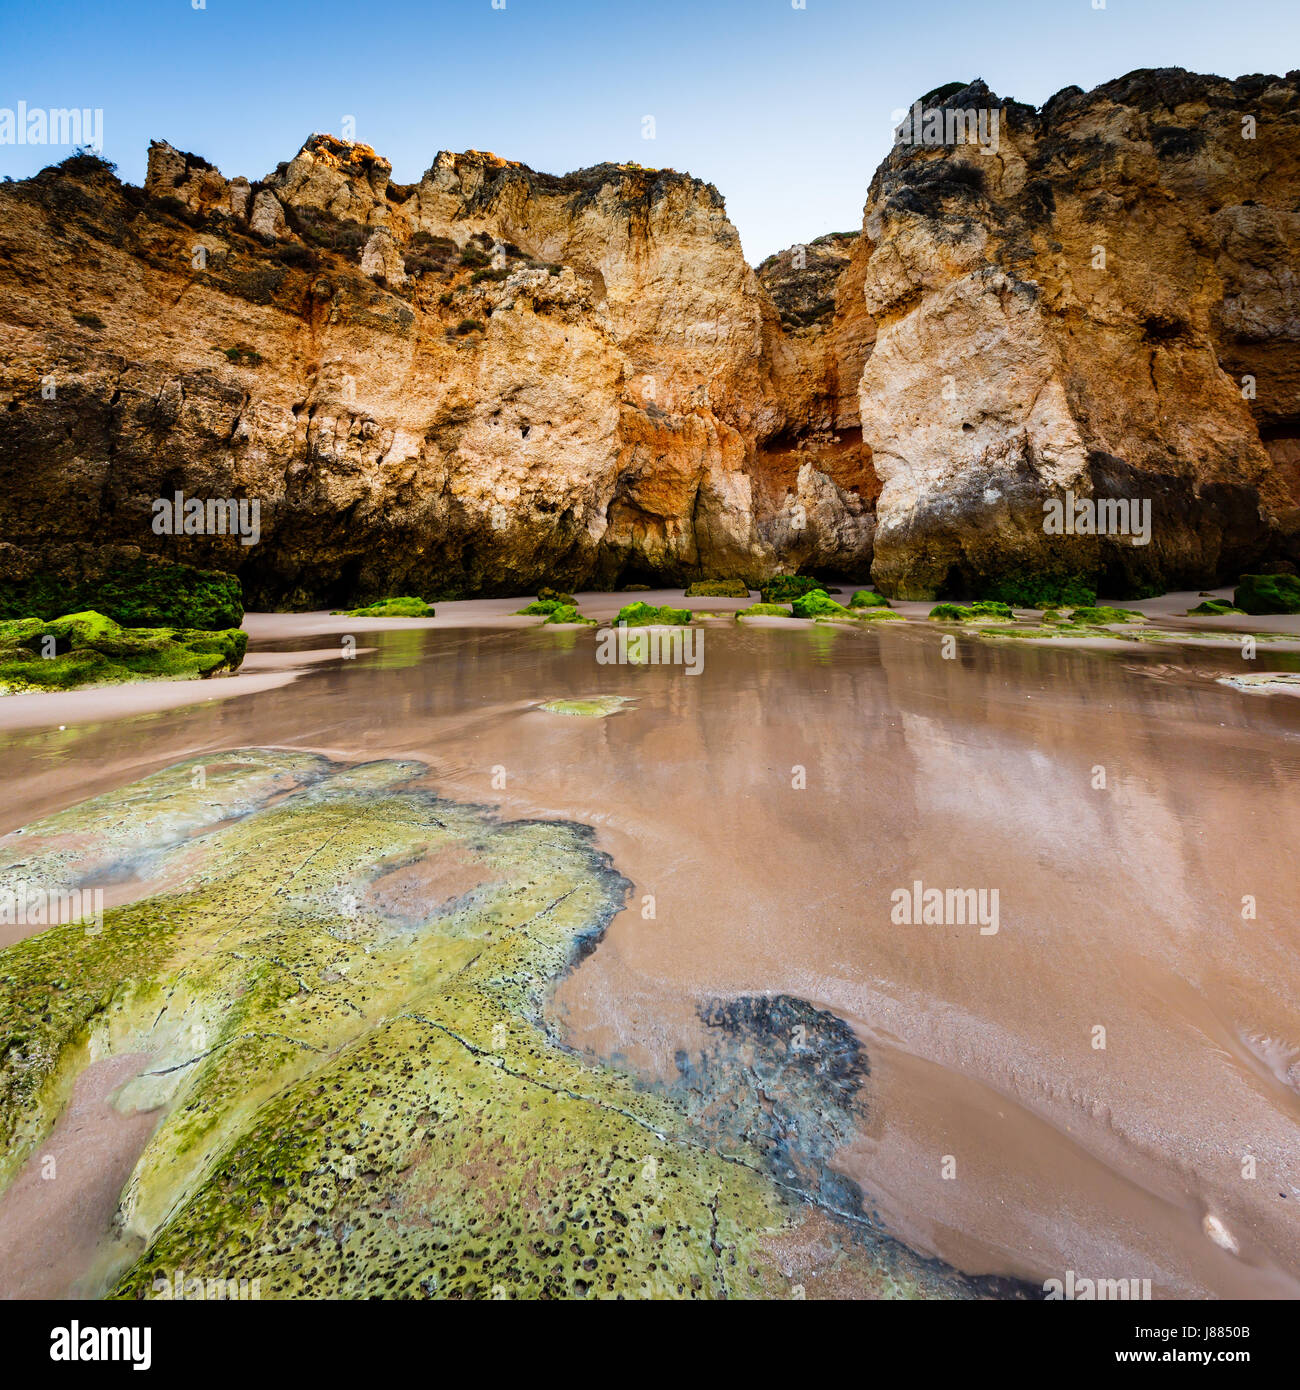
1, 613, 1297, 1298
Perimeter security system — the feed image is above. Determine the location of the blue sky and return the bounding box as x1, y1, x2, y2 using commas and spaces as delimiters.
1, 0, 1297, 261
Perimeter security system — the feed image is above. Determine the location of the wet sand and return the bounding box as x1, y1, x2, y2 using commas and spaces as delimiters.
1, 593, 1298, 1298
0, 1053, 160, 1299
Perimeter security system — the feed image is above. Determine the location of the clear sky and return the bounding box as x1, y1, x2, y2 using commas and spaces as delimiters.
1, 0, 1297, 262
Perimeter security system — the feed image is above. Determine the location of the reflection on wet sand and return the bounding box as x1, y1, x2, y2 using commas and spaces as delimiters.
0, 608, 1297, 1297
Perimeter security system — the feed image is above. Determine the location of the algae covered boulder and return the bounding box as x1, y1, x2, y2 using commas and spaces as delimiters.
337, 597, 435, 618
1189, 599, 1245, 616
791, 589, 854, 620
684, 579, 750, 598
537, 587, 575, 606
928, 601, 1014, 623
1234, 573, 1300, 615
849, 589, 891, 609
736, 603, 793, 618
518, 600, 595, 625
1063, 606, 1144, 626
760, 575, 837, 604
982, 571, 1097, 610
0, 610, 247, 693
0, 555, 243, 631
614, 601, 691, 626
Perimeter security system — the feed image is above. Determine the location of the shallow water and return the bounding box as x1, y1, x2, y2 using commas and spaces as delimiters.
1, 601, 1298, 1298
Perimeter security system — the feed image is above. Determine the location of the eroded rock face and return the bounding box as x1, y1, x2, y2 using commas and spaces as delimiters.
859, 69, 1300, 598
0, 140, 871, 607
2, 67, 1298, 607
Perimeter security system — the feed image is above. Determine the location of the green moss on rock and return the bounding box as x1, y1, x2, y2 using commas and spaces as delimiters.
1234, 573, 1300, 615
760, 575, 837, 604
983, 571, 1096, 609
791, 589, 853, 619
614, 601, 691, 626
929, 601, 1014, 623
849, 590, 891, 609
1188, 599, 1245, 616
0, 611, 247, 693
684, 579, 750, 598
0, 557, 243, 631
537, 587, 575, 606
337, 597, 435, 618
736, 603, 793, 618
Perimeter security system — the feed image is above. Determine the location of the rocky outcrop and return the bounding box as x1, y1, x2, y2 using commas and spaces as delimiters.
2, 68, 1298, 607
0, 140, 870, 607
858, 68, 1300, 598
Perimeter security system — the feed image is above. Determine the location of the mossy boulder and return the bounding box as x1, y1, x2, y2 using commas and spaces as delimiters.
614, 601, 691, 626
1233, 573, 1300, 615
684, 579, 750, 598
849, 589, 891, 609
537, 587, 575, 606
929, 601, 1014, 623
337, 597, 434, 618
760, 575, 839, 604
0, 610, 247, 693
983, 571, 1096, 609
736, 603, 793, 618
791, 589, 853, 619
0, 556, 243, 631
1189, 599, 1245, 616
1064, 606, 1144, 625
527, 602, 595, 625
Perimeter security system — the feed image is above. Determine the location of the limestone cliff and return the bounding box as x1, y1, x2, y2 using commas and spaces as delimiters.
859, 68, 1300, 598
0, 138, 869, 607
1, 66, 1298, 607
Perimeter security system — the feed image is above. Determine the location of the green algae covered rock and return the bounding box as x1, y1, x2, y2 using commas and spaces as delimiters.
538, 695, 632, 717
1234, 573, 1300, 615
0, 557, 243, 631
0, 611, 247, 693
759, 575, 839, 604
336, 596, 435, 618
849, 589, 891, 609
0, 750, 1019, 1301
1063, 606, 1144, 625
1189, 599, 1245, 616
517, 600, 595, 624
791, 589, 852, 619
614, 601, 691, 626
684, 579, 750, 598
983, 570, 1096, 609
736, 603, 793, 618
537, 586, 575, 606
929, 601, 1014, 623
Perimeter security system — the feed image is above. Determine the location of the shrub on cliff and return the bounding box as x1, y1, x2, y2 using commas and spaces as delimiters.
684, 579, 750, 598
1234, 573, 1300, 615
0, 558, 244, 631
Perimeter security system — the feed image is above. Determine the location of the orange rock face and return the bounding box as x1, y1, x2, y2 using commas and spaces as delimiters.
2, 67, 1298, 606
